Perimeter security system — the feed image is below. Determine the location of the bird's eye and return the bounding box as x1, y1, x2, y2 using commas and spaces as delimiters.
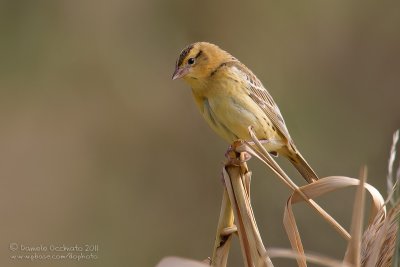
188, 58, 195, 65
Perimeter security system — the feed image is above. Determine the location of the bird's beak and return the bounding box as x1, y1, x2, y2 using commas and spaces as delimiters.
172, 66, 189, 80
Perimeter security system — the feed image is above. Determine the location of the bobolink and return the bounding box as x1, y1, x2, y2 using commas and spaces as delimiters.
172, 42, 317, 183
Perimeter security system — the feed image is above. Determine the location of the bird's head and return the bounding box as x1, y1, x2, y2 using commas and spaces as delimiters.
172, 42, 232, 85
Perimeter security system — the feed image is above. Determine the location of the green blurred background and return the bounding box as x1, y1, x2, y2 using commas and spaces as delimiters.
1, 1, 399, 266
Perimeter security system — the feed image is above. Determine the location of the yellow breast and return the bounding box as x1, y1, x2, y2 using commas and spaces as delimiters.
191, 78, 284, 152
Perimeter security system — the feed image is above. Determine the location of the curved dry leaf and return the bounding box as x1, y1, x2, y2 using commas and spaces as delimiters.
284, 175, 385, 267
240, 128, 351, 239
290, 176, 385, 222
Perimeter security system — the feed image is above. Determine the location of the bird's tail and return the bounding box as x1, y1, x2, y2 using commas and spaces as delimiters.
288, 151, 318, 183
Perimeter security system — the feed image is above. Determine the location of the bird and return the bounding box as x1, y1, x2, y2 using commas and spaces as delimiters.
172, 42, 318, 183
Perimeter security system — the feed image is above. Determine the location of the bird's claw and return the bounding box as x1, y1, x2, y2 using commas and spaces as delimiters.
225, 140, 252, 166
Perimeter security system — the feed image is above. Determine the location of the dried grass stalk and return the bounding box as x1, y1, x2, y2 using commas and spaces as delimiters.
211, 189, 235, 267
343, 167, 367, 266
237, 127, 387, 266
222, 160, 274, 267
236, 128, 352, 240
157, 129, 400, 267
284, 174, 385, 266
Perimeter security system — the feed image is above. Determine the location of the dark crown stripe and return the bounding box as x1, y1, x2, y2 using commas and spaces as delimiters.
177, 44, 194, 67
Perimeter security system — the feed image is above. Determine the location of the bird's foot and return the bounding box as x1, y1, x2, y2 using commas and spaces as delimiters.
225, 140, 252, 166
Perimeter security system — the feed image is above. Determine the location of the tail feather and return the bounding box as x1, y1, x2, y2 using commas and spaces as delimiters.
289, 152, 318, 183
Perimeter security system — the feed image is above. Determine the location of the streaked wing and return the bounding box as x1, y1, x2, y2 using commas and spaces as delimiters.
227, 61, 292, 142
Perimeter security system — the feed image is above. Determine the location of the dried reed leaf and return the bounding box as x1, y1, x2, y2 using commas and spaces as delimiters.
222, 166, 253, 267
268, 248, 352, 267
223, 164, 274, 267
284, 187, 350, 266
229, 168, 262, 266
212, 189, 235, 267
284, 188, 351, 266
343, 167, 367, 266
283, 197, 307, 267
284, 175, 385, 267
236, 131, 351, 240
156, 257, 209, 267
290, 176, 385, 223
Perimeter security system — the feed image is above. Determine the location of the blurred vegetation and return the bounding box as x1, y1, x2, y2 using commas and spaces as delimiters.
0, 1, 399, 267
